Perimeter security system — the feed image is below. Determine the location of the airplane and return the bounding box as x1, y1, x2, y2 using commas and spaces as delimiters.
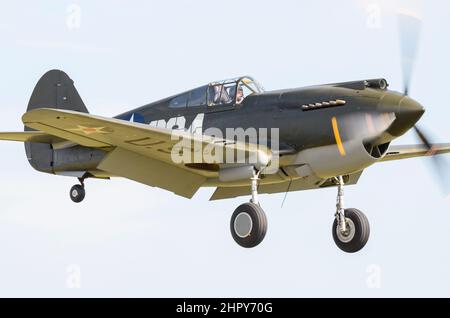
1, 12, 449, 252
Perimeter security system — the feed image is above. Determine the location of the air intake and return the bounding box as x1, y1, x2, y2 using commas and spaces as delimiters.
364, 142, 390, 159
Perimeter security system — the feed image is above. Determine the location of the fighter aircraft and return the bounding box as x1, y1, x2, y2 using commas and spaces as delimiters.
1, 12, 449, 252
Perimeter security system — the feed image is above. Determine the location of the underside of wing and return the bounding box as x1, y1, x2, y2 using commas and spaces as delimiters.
97, 147, 206, 198
210, 171, 363, 200
381, 143, 450, 162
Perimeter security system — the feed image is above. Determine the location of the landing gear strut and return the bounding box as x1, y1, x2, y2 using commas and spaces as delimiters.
332, 176, 370, 253
70, 177, 86, 203
230, 168, 267, 248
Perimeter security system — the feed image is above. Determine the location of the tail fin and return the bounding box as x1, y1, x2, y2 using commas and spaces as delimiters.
26, 69, 89, 113
25, 70, 88, 173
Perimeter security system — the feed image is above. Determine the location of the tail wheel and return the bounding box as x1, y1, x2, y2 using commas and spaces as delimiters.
230, 202, 267, 248
70, 184, 85, 203
332, 208, 370, 253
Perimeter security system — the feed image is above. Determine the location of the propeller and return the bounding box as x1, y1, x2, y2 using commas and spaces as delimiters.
398, 9, 449, 195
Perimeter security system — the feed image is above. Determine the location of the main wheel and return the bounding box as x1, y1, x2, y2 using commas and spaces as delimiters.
332, 208, 370, 253
70, 184, 85, 203
230, 202, 267, 248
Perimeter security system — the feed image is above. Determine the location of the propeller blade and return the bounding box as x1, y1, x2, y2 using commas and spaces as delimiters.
429, 154, 450, 197
412, 125, 450, 196
397, 9, 422, 96
413, 125, 434, 152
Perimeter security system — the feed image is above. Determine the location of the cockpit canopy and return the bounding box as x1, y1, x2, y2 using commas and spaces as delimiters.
169, 76, 264, 108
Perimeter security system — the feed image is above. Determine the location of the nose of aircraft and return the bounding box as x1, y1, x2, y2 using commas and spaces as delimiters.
386, 95, 425, 137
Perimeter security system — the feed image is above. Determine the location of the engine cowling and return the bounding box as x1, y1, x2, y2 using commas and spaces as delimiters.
291, 139, 390, 179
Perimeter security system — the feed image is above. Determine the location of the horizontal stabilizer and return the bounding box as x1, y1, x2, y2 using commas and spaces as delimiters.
0, 131, 63, 144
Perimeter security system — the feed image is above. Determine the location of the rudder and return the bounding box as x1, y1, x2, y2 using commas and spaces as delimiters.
26, 69, 89, 113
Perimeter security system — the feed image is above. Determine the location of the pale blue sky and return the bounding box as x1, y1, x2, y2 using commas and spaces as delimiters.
0, 0, 449, 297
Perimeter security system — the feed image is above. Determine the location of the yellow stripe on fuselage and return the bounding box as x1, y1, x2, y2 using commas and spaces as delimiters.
331, 116, 346, 157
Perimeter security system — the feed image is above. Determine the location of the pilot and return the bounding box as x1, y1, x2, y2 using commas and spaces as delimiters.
214, 85, 233, 104
236, 85, 244, 104
213, 85, 222, 104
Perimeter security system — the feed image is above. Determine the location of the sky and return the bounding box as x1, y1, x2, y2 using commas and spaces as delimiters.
0, 0, 449, 297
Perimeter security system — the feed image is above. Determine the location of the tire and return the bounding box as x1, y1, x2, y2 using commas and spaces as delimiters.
70, 184, 85, 203
230, 202, 267, 248
332, 208, 370, 253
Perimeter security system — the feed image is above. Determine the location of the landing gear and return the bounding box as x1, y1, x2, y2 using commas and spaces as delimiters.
230, 169, 267, 248
230, 202, 267, 248
70, 177, 86, 203
332, 176, 370, 253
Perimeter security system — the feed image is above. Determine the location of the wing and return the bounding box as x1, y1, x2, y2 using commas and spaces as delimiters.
21, 108, 272, 198
381, 143, 450, 162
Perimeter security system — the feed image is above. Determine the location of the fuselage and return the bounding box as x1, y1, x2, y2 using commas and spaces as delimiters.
49, 78, 425, 181
116, 78, 423, 151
